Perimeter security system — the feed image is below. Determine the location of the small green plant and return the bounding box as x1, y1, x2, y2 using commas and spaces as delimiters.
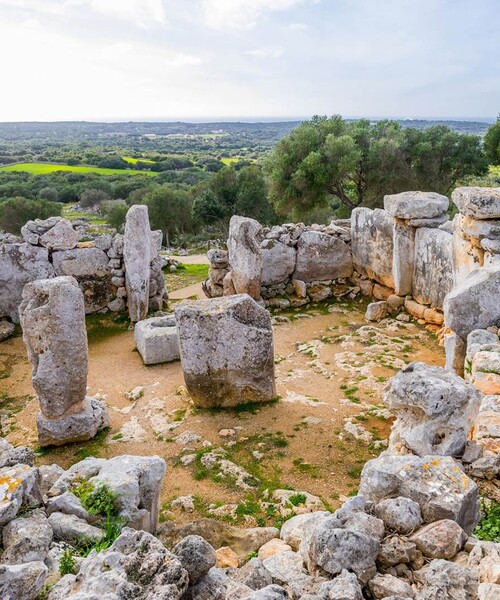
289, 493, 307, 507
475, 499, 500, 542
59, 548, 76, 575
245, 551, 258, 562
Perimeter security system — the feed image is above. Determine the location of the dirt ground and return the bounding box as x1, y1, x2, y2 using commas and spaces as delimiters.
0, 290, 444, 529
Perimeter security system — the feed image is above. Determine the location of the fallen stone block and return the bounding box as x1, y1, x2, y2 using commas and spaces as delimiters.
384, 191, 449, 219
452, 186, 500, 219
134, 315, 180, 365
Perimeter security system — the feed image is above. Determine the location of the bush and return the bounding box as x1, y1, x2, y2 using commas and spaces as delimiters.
0, 196, 62, 234
59, 548, 76, 576
475, 498, 500, 542
79, 188, 110, 209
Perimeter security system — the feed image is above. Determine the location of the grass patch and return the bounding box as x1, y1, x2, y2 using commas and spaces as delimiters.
86, 313, 129, 344
289, 493, 307, 506
0, 162, 158, 176
164, 262, 209, 292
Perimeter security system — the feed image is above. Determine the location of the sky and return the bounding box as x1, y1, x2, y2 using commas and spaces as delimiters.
0, 0, 498, 122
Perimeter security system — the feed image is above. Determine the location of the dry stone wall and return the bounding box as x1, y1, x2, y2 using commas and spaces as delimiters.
0, 207, 167, 324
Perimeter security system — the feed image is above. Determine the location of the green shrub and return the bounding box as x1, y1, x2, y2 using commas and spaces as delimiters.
59, 548, 76, 575
475, 499, 500, 542
289, 493, 307, 507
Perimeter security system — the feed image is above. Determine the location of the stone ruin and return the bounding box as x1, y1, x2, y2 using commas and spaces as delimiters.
0, 187, 500, 599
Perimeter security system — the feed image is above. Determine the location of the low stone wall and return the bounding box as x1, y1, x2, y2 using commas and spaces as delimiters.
0, 209, 167, 323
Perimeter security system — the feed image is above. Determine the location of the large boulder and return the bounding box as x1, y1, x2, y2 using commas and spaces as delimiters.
261, 239, 296, 286
52, 247, 113, 313
175, 294, 276, 408
384, 362, 481, 457
227, 215, 263, 300
384, 191, 449, 219
0, 561, 48, 600
2, 510, 53, 564
172, 535, 216, 585
134, 315, 180, 365
412, 228, 455, 309
452, 187, 500, 219
292, 231, 352, 283
19, 276, 88, 418
414, 559, 479, 599
38, 219, 79, 251
351, 208, 394, 288
444, 265, 500, 339
359, 455, 480, 533
124, 205, 152, 322
0, 243, 54, 322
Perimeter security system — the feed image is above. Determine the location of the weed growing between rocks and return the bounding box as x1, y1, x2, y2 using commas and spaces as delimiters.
475, 498, 500, 542
59, 548, 76, 576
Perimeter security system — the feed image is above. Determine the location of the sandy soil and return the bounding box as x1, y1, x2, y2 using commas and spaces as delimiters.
0, 295, 444, 528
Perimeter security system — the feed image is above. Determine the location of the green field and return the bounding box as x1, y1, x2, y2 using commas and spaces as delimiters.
122, 156, 155, 164
0, 163, 158, 176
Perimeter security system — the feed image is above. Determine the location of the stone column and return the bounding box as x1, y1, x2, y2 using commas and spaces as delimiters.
226, 215, 263, 301
19, 276, 109, 446
124, 205, 152, 323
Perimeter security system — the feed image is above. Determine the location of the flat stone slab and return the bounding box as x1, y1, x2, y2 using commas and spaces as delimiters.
452, 187, 500, 219
384, 191, 449, 219
134, 316, 180, 365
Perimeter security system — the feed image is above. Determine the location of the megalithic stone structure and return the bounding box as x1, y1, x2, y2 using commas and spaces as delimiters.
124, 205, 152, 323
19, 276, 109, 446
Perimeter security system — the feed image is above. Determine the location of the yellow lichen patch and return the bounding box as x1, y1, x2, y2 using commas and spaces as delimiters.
431, 459, 441, 467
0, 474, 22, 493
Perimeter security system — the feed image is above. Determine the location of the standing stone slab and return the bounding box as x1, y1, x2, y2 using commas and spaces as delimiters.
384, 191, 449, 219
413, 228, 455, 309
261, 239, 296, 286
292, 230, 352, 283
452, 187, 500, 219
124, 205, 151, 322
444, 265, 500, 340
175, 294, 276, 408
351, 208, 394, 289
19, 277, 88, 418
392, 219, 415, 296
0, 243, 55, 323
227, 216, 263, 300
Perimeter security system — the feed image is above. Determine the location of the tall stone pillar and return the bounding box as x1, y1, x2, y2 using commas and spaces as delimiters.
226, 215, 263, 301
19, 276, 109, 446
124, 205, 152, 323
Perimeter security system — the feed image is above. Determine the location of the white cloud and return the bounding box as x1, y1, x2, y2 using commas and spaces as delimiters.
201, 0, 302, 30
164, 52, 203, 67
90, 0, 167, 27
244, 48, 284, 58
289, 22, 307, 30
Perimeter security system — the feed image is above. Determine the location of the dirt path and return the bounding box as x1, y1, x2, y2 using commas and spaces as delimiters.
0, 296, 444, 528
167, 254, 209, 265
169, 282, 205, 300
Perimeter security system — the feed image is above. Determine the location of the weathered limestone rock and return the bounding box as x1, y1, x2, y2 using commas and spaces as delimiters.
19, 276, 109, 446
0, 438, 34, 468
374, 497, 423, 535
384, 191, 449, 219
318, 569, 363, 599
124, 205, 152, 322
280, 512, 330, 552
48, 511, 103, 545
410, 519, 467, 560
262, 550, 325, 598
453, 221, 485, 284
351, 208, 394, 288
452, 186, 500, 219
261, 239, 296, 286
172, 535, 216, 584
444, 265, 500, 339
46, 491, 91, 521
21, 216, 62, 245
19, 276, 88, 418
368, 572, 414, 599
413, 559, 479, 599
175, 294, 276, 408
0, 243, 55, 322
365, 301, 390, 322
392, 219, 415, 295
228, 215, 263, 300
52, 247, 113, 313
412, 228, 455, 309
292, 230, 352, 283
0, 561, 48, 600
134, 315, 179, 365
471, 350, 500, 395
473, 395, 500, 453
377, 535, 418, 567
0, 320, 15, 342
384, 362, 481, 457
359, 455, 480, 533
0, 465, 41, 526
444, 331, 466, 376
39, 219, 79, 250
458, 214, 500, 240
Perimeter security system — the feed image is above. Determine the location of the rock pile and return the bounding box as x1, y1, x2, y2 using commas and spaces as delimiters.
19, 276, 109, 446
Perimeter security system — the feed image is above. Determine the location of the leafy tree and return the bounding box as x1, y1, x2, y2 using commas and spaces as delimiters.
484, 116, 500, 165
143, 185, 193, 242
267, 115, 487, 217
0, 197, 62, 234
38, 186, 59, 202
80, 188, 110, 209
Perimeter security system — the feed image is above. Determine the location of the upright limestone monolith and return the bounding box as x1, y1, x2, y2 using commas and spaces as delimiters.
124, 205, 152, 322
19, 276, 109, 446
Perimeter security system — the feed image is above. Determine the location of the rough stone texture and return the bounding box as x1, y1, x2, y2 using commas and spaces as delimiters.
134, 315, 179, 365
471, 349, 500, 395
236, 558, 273, 591
173, 535, 216, 584
318, 569, 363, 599
392, 219, 415, 296
261, 239, 296, 286
368, 573, 414, 599
46, 491, 91, 521
452, 186, 500, 219
384, 191, 449, 219
37, 395, 110, 447
0, 466, 41, 527
473, 395, 500, 453
175, 294, 276, 408
0, 243, 55, 322
453, 222, 484, 284
351, 208, 394, 288
292, 230, 352, 283
0, 561, 48, 600
39, 219, 79, 250
228, 215, 263, 300
48, 511, 104, 544
47, 527, 189, 600
365, 301, 390, 322
444, 265, 500, 339
359, 455, 480, 533
52, 247, 113, 313
410, 519, 467, 560
262, 550, 324, 598
0, 438, 34, 468
19, 276, 88, 418
384, 362, 481, 457
2, 510, 53, 564
458, 214, 500, 240
377, 536, 418, 567
0, 320, 15, 342
414, 559, 479, 599
124, 205, 152, 322
280, 512, 330, 551
444, 331, 466, 376
412, 228, 455, 309
374, 497, 423, 535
